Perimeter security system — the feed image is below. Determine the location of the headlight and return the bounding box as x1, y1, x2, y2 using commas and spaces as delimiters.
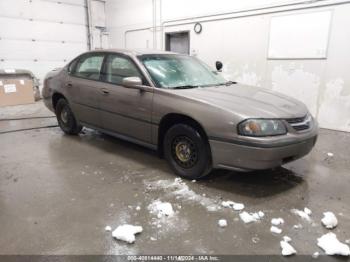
238, 119, 287, 137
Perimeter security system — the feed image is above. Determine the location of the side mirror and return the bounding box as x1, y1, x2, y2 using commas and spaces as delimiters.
122, 76, 142, 88
215, 61, 223, 72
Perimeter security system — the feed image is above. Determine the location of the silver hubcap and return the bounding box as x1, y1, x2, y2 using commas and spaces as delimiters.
61, 108, 68, 124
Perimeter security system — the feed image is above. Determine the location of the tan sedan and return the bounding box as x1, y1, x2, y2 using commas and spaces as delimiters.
42, 49, 318, 179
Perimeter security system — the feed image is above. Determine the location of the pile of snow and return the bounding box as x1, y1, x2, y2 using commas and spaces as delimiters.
105, 226, 112, 232
327, 152, 334, 157
271, 218, 284, 226
148, 200, 174, 218
218, 219, 228, 228
291, 208, 312, 221
239, 211, 264, 224
321, 212, 338, 229
221, 201, 245, 211
280, 237, 297, 256
112, 224, 143, 244
270, 226, 282, 234
145, 178, 219, 211
317, 232, 350, 256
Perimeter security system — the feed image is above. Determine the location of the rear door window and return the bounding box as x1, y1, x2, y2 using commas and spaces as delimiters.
74, 54, 104, 81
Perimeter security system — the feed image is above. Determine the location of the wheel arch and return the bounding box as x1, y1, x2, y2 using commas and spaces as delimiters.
157, 113, 211, 156
52, 92, 66, 110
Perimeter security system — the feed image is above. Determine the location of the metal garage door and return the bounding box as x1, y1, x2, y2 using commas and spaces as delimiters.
0, 0, 88, 85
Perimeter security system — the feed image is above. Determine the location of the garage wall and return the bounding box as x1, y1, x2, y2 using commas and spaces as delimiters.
105, 0, 350, 132
0, 0, 89, 84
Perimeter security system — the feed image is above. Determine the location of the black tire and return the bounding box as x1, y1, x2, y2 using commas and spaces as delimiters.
55, 98, 82, 135
163, 124, 212, 179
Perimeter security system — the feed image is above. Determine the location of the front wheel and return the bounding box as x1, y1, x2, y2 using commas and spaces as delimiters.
163, 124, 212, 179
55, 98, 82, 135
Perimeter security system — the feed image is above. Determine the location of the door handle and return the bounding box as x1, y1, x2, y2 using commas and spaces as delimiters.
101, 88, 109, 95
66, 82, 73, 88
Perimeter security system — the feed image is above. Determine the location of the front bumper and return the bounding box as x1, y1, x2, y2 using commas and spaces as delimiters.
209, 133, 318, 171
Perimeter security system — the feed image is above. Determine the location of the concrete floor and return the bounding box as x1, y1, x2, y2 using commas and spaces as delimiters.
0, 102, 349, 258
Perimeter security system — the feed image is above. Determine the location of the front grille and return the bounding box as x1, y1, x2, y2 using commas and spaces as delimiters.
286, 115, 312, 132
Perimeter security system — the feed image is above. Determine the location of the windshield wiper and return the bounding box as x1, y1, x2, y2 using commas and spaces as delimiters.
217, 81, 237, 86
172, 85, 199, 89
193, 81, 237, 88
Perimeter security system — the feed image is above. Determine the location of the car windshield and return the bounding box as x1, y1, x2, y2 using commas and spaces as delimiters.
138, 54, 228, 89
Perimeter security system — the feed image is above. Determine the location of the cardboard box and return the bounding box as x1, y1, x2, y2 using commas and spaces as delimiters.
0, 78, 35, 107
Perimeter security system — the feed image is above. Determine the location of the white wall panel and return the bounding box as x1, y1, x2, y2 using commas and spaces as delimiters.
0, 18, 87, 42
268, 11, 332, 59
0, 0, 86, 25
0, 0, 88, 84
0, 40, 86, 61
90, 0, 106, 27
125, 29, 154, 49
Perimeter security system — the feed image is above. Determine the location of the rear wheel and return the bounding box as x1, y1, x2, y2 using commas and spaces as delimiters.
163, 124, 212, 179
55, 98, 82, 135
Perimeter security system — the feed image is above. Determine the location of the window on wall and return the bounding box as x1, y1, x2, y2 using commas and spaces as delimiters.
268, 11, 332, 59
102, 55, 143, 85
74, 54, 104, 80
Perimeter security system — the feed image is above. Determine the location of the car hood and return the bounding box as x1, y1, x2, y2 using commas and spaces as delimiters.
172, 84, 308, 119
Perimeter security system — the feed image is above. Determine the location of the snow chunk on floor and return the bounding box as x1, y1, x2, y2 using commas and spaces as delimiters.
112, 224, 143, 244
218, 219, 228, 228
271, 218, 284, 226
148, 200, 174, 218
291, 208, 311, 221
293, 224, 303, 229
221, 201, 245, 211
105, 226, 112, 232
145, 178, 219, 211
317, 232, 350, 256
239, 211, 264, 223
270, 226, 282, 234
321, 212, 338, 229
304, 207, 312, 215
283, 236, 291, 242
312, 252, 319, 258
280, 239, 297, 256
327, 152, 334, 157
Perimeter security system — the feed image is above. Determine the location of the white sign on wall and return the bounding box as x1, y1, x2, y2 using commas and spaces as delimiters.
268, 11, 332, 59
4, 84, 17, 93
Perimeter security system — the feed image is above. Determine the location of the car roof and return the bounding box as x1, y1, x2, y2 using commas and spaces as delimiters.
85, 48, 178, 56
